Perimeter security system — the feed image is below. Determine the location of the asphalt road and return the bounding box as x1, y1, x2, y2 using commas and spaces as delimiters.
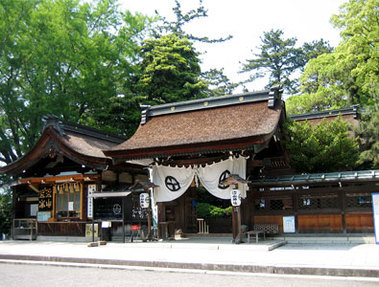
0, 262, 378, 287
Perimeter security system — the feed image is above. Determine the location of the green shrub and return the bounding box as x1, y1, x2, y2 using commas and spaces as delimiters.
196, 202, 232, 218
196, 202, 212, 218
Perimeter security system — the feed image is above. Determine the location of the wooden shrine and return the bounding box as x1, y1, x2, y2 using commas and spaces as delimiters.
0, 116, 147, 239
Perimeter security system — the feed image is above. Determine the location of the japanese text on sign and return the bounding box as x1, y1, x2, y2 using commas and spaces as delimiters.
39, 188, 52, 211
140, 193, 150, 208
230, 189, 241, 206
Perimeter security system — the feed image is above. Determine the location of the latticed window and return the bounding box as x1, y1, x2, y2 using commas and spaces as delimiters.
56, 183, 81, 219
255, 197, 293, 210
346, 193, 372, 209
298, 193, 338, 209
255, 199, 266, 210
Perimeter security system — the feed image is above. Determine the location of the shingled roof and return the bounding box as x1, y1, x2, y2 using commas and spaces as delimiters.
0, 116, 126, 176
104, 88, 285, 160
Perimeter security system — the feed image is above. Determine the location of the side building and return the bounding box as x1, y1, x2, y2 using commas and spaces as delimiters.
251, 105, 377, 234
0, 116, 147, 240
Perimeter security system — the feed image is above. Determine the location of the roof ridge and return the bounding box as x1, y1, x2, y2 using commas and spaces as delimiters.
289, 105, 359, 121
140, 87, 283, 125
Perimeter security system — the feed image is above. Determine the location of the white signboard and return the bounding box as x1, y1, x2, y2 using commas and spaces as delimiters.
283, 216, 296, 233
87, 184, 96, 218
101, 221, 111, 228
140, 193, 150, 208
30, 204, 38, 217
372, 193, 379, 244
68, 201, 74, 211
230, 189, 241, 206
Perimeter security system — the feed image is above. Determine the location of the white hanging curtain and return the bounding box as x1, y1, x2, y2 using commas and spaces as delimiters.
197, 156, 247, 200
152, 164, 195, 202
151, 156, 247, 202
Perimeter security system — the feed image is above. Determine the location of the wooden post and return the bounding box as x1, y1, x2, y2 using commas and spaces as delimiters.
293, 192, 298, 234
80, 183, 84, 220
122, 197, 126, 243
52, 185, 57, 221
147, 205, 152, 240
91, 218, 95, 243
339, 188, 347, 234
232, 206, 242, 244
157, 203, 165, 239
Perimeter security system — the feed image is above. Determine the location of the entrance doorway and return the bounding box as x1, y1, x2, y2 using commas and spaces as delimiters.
195, 187, 232, 233
159, 186, 233, 235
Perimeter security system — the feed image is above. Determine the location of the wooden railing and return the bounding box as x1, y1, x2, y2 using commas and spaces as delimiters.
13, 219, 37, 240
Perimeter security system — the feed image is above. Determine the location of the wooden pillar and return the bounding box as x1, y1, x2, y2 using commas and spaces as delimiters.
250, 188, 256, 229
232, 206, 242, 244
293, 191, 299, 234
339, 187, 346, 234
157, 202, 165, 239
80, 183, 84, 220
147, 205, 152, 240
52, 185, 57, 221
11, 188, 17, 239
122, 197, 126, 243
91, 218, 95, 243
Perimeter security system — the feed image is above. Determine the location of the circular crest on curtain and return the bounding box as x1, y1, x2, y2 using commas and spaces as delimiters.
165, 176, 181, 191
218, 170, 231, 189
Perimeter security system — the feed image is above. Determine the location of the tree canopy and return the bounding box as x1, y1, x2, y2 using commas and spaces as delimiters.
355, 106, 379, 169
284, 118, 359, 173
284, 0, 378, 169
0, 0, 153, 164
158, 0, 232, 43
286, 0, 378, 114
240, 29, 332, 94
136, 34, 207, 105
156, 0, 237, 95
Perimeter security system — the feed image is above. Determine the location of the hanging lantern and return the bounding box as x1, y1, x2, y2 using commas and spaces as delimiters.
230, 189, 241, 207
140, 193, 150, 208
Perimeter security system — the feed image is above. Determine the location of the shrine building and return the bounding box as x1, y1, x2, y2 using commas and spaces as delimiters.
104, 88, 378, 240
0, 116, 147, 240
1, 88, 378, 241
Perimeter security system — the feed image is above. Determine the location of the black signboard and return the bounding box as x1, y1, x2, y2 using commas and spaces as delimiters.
38, 187, 53, 211
93, 193, 148, 223
125, 193, 148, 222
94, 197, 123, 220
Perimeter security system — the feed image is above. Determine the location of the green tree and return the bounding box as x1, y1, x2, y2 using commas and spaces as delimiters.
137, 34, 207, 105
240, 30, 301, 94
285, 0, 378, 170
157, 1, 237, 95
159, 0, 231, 43
356, 106, 379, 169
0, 175, 12, 237
0, 0, 153, 164
241, 30, 332, 95
299, 39, 333, 69
201, 68, 239, 97
284, 118, 359, 173
293, 0, 378, 112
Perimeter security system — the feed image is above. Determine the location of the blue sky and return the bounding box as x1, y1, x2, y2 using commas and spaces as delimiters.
122, 0, 345, 93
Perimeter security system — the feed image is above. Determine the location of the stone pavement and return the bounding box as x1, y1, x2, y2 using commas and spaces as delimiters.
0, 236, 378, 278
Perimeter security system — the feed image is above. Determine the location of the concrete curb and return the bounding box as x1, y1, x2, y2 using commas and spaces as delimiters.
0, 253, 378, 278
